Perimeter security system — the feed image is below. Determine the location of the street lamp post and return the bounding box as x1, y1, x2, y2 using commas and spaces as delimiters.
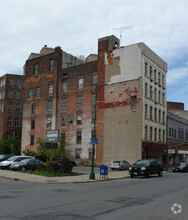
89, 82, 113, 180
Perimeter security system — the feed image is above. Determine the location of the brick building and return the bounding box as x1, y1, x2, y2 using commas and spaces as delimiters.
166, 102, 188, 165
21, 35, 168, 165
0, 74, 25, 139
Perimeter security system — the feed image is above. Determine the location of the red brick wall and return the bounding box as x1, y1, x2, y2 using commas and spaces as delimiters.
167, 101, 184, 110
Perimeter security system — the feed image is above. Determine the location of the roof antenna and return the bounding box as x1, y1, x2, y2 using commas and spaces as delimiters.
113, 26, 132, 46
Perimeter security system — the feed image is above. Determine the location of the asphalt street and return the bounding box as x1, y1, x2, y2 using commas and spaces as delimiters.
0, 171, 187, 220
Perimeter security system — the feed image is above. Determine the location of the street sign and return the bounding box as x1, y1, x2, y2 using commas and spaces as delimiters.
46, 130, 59, 143
90, 138, 99, 144
45, 142, 58, 149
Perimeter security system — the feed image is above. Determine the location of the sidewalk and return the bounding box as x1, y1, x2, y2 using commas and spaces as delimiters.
0, 170, 129, 183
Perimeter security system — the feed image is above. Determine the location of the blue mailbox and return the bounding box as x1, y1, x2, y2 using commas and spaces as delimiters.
100, 164, 108, 179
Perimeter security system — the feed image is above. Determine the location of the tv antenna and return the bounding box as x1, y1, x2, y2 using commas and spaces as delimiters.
113, 26, 132, 45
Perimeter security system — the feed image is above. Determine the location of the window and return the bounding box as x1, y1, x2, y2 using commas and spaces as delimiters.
8, 103, 12, 112
159, 129, 161, 141
16, 90, 20, 99
31, 119, 35, 130
77, 95, 83, 109
150, 86, 153, 99
92, 94, 96, 106
162, 93, 165, 105
9, 79, 14, 86
150, 127, 153, 141
49, 59, 54, 71
0, 103, 4, 112
158, 72, 161, 85
47, 117, 52, 128
61, 115, 66, 127
154, 88, 157, 102
15, 104, 20, 113
68, 114, 73, 126
185, 130, 188, 141
62, 81, 67, 94
131, 96, 137, 111
145, 126, 148, 140
145, 62, 148, 76
0, 91, 4, 100
62, 98, 66, 110
145, 83, 147, 96
28, 88, 33, 98
48, 100, 52, 111
150, 106, 153, 120
75, 149, 82, 159
17, 80, 21, 87
8, 91, 13, 99
150, 66, 152, 79
30, 135, 35, 145
93, 75, 97, 85
31, 103, 36, 114
178, 128, 184, 140
154, 128, 157, 141
163, 112, 165, 124
162, 75, 165, 87
36, 87, 40, 97
15, 117, 19, 127
92, 112, 95, 124
145, 104, 148, 119
48, 85, 53, 96
7, 116, 11, 127
0, 79, 5, 87
154, 69, 156, 82
78, 78, 83, 89
77, 113, 82, 125
76, 131, 82, 144
62, 73, 68, 79
33, 64, 38, 75
61, 132, 66, 139
158, 110, 161, 123
154, 108, 157, 121
158, 91, 161, 103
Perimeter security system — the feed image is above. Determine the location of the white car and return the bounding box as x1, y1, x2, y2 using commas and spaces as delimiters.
110, 160, 130, 170
0, 156, 33, 169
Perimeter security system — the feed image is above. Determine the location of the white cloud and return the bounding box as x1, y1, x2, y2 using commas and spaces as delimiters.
167, 66, 188, 85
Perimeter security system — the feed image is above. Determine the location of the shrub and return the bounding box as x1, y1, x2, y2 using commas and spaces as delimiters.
37, 159, 73, 174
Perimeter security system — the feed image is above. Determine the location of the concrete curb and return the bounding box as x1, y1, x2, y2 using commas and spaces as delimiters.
0, 170, 170, 183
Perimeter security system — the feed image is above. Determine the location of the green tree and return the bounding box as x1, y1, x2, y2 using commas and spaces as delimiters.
0, 130, 21, 155
36, 136, 68, 161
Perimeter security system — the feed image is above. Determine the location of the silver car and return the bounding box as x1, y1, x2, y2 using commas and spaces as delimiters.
0, 156, 33, 169
110, 160, 130, 170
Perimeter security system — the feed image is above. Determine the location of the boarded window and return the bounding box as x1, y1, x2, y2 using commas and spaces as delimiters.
131, 96, 137, 111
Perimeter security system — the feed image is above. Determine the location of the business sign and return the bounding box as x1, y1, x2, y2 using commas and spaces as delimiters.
46, 130, 59, 143
45, 142, 59, 149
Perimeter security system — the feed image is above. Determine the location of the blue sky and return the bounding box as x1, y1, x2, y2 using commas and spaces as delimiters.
0, 0, 188, 109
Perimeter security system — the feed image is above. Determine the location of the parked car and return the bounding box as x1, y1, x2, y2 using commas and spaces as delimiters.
0, 156, 33, 169
129, 159, 164, 178
110, 160, 130, 170
173, 162, 188, 172
9, 158, 44, 171
0, 155, 12, 162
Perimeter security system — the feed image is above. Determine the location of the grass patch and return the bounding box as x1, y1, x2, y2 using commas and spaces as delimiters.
22, 170, 86, 177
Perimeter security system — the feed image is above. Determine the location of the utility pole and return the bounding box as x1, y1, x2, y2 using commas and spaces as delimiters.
113, 26, 132, 46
